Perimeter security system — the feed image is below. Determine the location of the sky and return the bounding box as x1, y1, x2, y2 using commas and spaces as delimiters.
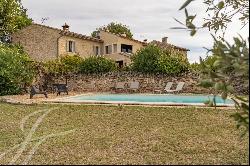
22, 0, 249, 63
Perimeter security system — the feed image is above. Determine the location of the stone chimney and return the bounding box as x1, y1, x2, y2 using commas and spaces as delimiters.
162, 37, 168, 44
62, 23, 69, 31
96, 31, 100, 39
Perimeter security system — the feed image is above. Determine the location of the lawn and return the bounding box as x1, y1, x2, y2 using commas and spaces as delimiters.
0, 103, 248, 165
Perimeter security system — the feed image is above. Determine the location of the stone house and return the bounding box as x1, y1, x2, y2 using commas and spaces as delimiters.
150, 38, 189, 60
11, 23, 189, 67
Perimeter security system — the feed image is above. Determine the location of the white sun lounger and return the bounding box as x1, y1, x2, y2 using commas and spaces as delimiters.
154, 82, 173, 94
130, 81, 139, 89
165, 82, 185, 93
115, 82, 125, 89
129, 81, 140, 92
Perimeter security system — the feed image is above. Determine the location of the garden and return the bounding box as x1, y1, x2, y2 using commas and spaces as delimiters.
0, 0, 249, 165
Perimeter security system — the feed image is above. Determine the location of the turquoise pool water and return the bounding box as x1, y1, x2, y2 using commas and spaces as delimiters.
63, 94, 234, 106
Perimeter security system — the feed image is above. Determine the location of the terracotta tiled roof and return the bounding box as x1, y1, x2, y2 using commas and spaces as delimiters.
150, 40, 190, 51
59, 31, 103, 43
100, 30, 147, 46
32, 23, 104, 43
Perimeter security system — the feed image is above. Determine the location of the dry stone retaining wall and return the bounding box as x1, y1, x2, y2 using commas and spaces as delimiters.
45, 72, 217, 94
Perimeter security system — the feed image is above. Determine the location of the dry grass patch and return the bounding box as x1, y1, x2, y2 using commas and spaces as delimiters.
0, 103, 248, 165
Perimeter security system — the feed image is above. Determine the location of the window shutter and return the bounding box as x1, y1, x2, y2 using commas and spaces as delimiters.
93, 46, 96, 55
108, 45, 112, 54
96, 46, 99, 55
72, 41, 76, 52
113, 44, 117, 53
66, 41, 69, 52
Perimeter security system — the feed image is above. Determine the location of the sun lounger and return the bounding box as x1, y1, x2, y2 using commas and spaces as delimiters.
129, 81, 140, 92
154, 82, 173, 94
116, 82, 125, 89
114, 82, 125, 93
165, 82, 185, 93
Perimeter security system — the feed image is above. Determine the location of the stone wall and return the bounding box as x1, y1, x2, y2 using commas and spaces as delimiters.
12, 24, 61, 61
45, 72, 217, 94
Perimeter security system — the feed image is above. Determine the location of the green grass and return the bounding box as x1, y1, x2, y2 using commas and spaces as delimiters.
0, 103, 248, 165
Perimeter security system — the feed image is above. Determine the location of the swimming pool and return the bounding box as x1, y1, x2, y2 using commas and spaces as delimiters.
52, 94, 234, 106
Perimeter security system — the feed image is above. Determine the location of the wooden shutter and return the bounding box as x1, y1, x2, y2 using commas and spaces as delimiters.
93, 46, 96, 55
108, 45, 112, 54
66, 41, 69, 52
72, 41, 76, 52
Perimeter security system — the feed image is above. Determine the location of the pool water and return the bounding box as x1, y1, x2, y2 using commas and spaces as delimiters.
63, 94, 234, 106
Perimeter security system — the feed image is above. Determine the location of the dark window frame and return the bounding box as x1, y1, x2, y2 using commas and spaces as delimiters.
121, 44, 133, 53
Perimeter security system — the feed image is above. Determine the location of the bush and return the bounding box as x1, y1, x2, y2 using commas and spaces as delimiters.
43, 59, 64, 76
131, 45, 189, 74
80, 56, 117, 74
0, 44, 35, 95
44, 55, 83, 75
60, 55, 83, 73
190, 55, 218, 73
190, 62, 201, 72
131, 45, 161, 73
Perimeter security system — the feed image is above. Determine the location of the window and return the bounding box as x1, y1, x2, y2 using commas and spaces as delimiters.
113, 44, 117, 53
121, 44, 133, 53
105, 45, 112, 54
67, 41, 75, 52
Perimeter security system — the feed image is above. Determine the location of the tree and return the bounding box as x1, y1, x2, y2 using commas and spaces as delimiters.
178, 0, 249, 136
91, 22, 133, 39
0, 0, 32, 42
0, 44, 35, 95
131, 45, 189, 74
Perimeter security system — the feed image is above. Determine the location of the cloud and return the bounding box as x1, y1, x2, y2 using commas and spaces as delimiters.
22, 0, 249, 63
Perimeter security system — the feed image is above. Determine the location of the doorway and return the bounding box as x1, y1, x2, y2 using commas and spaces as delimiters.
116, 61, 124, 68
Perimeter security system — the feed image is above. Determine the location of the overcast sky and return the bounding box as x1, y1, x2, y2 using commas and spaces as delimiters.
22, 0, 249, 63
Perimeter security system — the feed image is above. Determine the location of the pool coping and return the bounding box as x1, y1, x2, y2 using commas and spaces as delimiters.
44, 93, 235, 108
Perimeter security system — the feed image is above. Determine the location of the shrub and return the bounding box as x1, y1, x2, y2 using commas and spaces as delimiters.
80, 56, 117, 74
131, 45, 189, 74
0, 44, 35, 95
189, 55, 218, 73
43, 59, 64, 76
44, 55, 83, 75
131, 45, 162, 73
60, 55, 83, 73
190, 62, 200, 72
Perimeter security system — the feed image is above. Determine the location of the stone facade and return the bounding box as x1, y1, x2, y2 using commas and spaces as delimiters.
99, 31, 146, 65
12, 24, 62, 61
58, 35, 103, 58
150, 40, 189, 60
11, 23, 189, 65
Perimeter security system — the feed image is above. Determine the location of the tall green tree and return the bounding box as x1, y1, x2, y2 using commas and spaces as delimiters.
178, 0, 249, 136
91, 22, 133, 39
0, 0, 32, 41
0, 44, 35, 95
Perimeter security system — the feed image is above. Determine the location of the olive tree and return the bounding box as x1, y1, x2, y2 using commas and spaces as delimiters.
177, 0, 249, 136
0, 0, 32, 43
